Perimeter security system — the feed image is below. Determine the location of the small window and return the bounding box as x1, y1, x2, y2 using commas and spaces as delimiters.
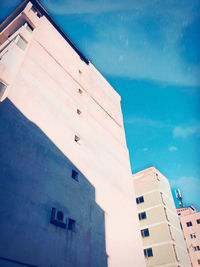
71, 170, 78, 181
190, 233, 196, 239
178, 213, 181, 215
197, 259, 200, 264
144, 248, 153, 258
78, 88, 83, 94
194, 246, 200, 251
68, 218, 76, 232
77, 109, 82, 115
0, 81, 7, 98
74, 135, 80, 143
138, 212, 146, 220
15, 35, 28, 51
79, 70, 82, 74
141, 228, 149, 238
186, 221, 192, 227
136, 196, 144, 204
197, 219, 200, 224
24, 22, 34, 32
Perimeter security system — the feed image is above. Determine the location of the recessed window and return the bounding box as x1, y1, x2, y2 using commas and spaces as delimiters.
136, 196, 144, 204
144, 248, 153, 258
68, 218, 76, 232
77, 109, 82, 115
78, 88, 83, 94
79, 70, 82, 74
141, 228, 149, 238
0, 81, 7, 98
186, 221, 192, 227
15, 35, 28, 51
194, 246, 200, 251
24, 22, 34, 32
138, 212, 146, 220
74, 135, 80, 143
190, 233, 196, 239
71, 170, 78, 181
197, 259, 200, 264
197, 219, 200, 224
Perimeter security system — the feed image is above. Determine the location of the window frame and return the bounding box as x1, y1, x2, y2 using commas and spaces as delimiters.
144, 248, 153, 258
138, 212, 147, 221
186, 221, 192, 227
141, 228, 149, 238
136, 196, 144, 204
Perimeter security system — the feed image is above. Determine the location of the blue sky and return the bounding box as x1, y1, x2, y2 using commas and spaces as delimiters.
1, 0, 200, 209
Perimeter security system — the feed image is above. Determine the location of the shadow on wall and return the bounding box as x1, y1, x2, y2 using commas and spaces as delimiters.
0, 99, 107, 267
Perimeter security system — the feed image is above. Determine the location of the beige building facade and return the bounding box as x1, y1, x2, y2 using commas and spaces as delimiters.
177, 206, 200, 267
0, 1, 145, 266
133, 166, 191, 267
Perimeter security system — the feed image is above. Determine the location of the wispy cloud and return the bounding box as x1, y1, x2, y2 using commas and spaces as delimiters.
143, 147, 148, 151
169, 146, 177, 151
125, 117, 168, 128
171, 176, 200, 209
41, 0, 200, 85
173, 125, 200, 138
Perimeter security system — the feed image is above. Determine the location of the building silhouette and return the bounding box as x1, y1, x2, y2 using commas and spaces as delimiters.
133, 166, 191, 267
0, 1, 145, 266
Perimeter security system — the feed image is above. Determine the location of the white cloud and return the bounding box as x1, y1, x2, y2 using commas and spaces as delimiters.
143, 147, 148, 151
125, 117, 168, 128
169, 146, 177, 151
173, 125, 200, 138
170, 176, 200, 209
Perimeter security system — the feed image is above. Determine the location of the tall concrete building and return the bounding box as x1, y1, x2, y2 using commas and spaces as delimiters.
0, 1, 145, 266
133, 166, 191, 267
177, 205, 200, 267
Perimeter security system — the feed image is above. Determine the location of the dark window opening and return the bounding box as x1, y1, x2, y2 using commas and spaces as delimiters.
186, 221, 192, 227
136, 196, 144, 204
141, 228, 149, 238
144, 248, 153, 258
139, 212, 146, 220
71, 170, 78, 181
77, 109, 82, 115
197, 219, 200, 224
74, 135, 80, 143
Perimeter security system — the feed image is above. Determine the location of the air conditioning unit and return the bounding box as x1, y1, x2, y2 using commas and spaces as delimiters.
50, 208, 67, 229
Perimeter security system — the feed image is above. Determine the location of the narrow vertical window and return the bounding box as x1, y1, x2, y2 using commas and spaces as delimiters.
74, 135, 80, 143
71, 170, 78, 181
77, 109, 82, 115
78, 88, 83, 94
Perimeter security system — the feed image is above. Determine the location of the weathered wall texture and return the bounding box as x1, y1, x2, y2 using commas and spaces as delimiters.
0, 1, 145, 266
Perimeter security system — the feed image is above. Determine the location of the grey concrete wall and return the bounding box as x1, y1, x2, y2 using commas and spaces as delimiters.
0, 99, 107, 267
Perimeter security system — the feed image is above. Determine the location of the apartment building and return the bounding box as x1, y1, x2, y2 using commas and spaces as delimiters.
0, 1, 145, 266
177, 205, 200, 267
133, 166, 191, 267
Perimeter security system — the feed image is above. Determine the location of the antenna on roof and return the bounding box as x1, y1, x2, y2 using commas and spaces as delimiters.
175, 188, 184, 208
